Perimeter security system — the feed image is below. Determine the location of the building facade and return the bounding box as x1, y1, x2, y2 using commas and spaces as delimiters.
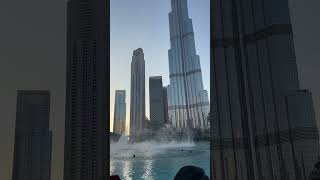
167, 0, 209, 131
285, 90, 320, 179
211, 0, 320, 179
130, 48, 145, 141
12, 90, 52, 180
63, 0, 108, 179
113, 90, 126, 135
149, 76, 166, 131
163, 86, 169, 124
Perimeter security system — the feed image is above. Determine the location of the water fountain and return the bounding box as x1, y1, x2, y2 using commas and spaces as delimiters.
110, 134, 210, 180
110, 134, 204, 160
110, 121, 210, 179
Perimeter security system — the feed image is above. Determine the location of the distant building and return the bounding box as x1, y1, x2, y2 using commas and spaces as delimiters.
12, 90, 52, 180
149, 76, 166, 131
163, 86, 169, 124
110, 132, 121, 143
130, 48, 145, 141
144, 116, 151, 130
113, 90, 126, 135
167, 0, 209, 131
63, 0, 108, 179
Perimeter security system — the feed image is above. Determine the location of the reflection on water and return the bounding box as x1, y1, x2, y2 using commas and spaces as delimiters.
142, 160, 153, 180
110, 139, 210, 180
123, 161, 133, 180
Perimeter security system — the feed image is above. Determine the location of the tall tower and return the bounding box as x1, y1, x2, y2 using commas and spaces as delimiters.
149, 76, 166, 131
63, 0, 108, 179
12, 90, 52, 180
212, 0, 320, 179
113, 90, 126, 135
130, 48, 145, 142
167, 0, 209, 131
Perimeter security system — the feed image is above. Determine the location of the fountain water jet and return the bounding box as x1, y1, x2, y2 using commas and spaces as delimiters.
110, 135, 202, 159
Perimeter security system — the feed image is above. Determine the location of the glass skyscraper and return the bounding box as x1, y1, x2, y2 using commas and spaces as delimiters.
113, 90, 126, 135
149, 76, 166, 131
130, 48, 146, 141
212, 0, 320, 179
163, 86, 169, 124
167, 0, 209, 131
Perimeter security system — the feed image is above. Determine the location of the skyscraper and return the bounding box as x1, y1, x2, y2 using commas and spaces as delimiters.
285, 90, 320, 179
12, 90, 52, 180
63, 0, 108, 179
212, 0, 320, 179
163, 86, 169, 124
149, 76, 166, 131
167, 0, 209, 131
113, 90, 126, 135
130, 48, 145, 141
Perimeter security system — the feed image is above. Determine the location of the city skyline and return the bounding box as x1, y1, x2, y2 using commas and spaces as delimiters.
110, 0, 210, 134
0, 0, 320, 179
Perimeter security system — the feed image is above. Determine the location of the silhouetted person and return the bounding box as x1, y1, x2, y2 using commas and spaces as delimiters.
174, 166, 209, 180
110, 175, 121, 180
309, 161, 320, 180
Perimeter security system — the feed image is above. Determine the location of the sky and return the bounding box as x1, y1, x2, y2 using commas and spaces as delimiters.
110, 0, 211, 134
0, 0, 320, 180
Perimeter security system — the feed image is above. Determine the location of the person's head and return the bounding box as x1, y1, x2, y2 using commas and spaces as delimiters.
174, 166, 209, 180
110, 175, 121, 180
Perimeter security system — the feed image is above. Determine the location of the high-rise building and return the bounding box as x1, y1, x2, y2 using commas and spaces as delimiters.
285, 90, 320, 179
130, 48, 145, 141
163, 86, 169, 124
113, 90, 126, 135
167, 0, 209, 131
63, 0, 108, 179
212, 0, 320, 179
149, 76, 166, 130
12, 90, 52, 180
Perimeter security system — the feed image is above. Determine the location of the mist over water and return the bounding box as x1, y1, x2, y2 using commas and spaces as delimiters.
110, 135, 210, 180
111, 135, 199, 159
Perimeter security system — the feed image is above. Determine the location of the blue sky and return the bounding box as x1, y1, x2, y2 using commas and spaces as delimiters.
110, 0, 210, 133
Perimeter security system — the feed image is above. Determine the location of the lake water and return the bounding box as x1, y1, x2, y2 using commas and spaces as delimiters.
110, 139, 210, 180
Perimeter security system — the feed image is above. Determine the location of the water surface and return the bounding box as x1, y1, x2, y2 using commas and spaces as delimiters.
110, 140, 210, 180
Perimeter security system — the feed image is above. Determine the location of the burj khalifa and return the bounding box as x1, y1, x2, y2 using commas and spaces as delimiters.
167, 0, 209, 131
